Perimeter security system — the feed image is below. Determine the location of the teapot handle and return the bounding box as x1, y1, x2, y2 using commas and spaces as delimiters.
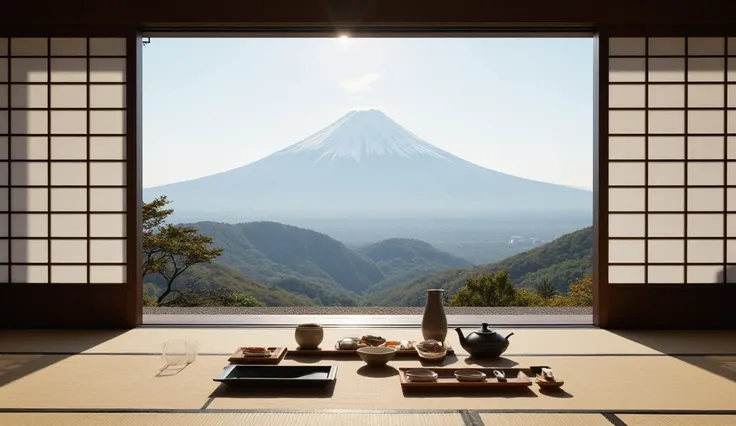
504, 332, 515, 340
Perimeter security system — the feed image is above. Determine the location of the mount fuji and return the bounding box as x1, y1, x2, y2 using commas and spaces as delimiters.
143, 110, 592, 219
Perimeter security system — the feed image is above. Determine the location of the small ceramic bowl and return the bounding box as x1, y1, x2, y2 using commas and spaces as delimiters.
454, 369, 487, 382
357, 346, 397, 367
294, 323, 324, 349
405, 369, 439, 382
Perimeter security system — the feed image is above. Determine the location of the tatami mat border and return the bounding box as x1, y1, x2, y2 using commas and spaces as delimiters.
1, 408, 736, 414
2, 408, 736, 426
603, 413, 628, 426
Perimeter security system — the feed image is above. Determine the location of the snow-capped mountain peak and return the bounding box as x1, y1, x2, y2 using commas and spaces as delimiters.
275, 109, 452, 162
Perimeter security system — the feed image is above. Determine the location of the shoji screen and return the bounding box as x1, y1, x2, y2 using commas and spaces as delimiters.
0, 37, 128, 287
607, 37, 736, 285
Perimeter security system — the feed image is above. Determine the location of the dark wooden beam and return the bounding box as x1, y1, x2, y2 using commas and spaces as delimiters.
2, 0, 736, 27
0, 285, 132, 329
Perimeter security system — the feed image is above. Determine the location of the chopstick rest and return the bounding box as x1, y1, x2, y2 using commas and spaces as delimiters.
492, 369, 507, 382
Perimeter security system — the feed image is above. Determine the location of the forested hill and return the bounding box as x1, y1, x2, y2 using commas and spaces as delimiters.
176, 221, 476, 306
362, 227, 593, 306
148, 219, 591, 307
358, 238, 474, 294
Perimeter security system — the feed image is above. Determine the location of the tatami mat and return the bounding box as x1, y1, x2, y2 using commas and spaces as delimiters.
2, 353, 735, 411
618, 414, 736, 426
0, 413, 465, 426
479, 413, 613, 426
0, 355, 218, 409
2, 328, 735, 356
2, 352, 736, 411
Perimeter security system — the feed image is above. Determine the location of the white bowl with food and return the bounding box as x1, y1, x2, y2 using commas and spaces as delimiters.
415, 339, 448, 361
357, 346, 397, 367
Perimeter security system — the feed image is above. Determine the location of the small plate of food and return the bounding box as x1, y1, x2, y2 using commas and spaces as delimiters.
381, 340, 401, 349
336, 337, 360, 350
240, 347, 271, 357
415, 339, 448, 361
360, 335, 387, 347
387, 340, 416, 350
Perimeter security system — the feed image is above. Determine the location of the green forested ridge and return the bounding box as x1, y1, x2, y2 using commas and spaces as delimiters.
188, 221, 376, 305
363, 227, 593, 306
146, 215, 592, 307
358, 238, 474, 294
157, 221, 479, 306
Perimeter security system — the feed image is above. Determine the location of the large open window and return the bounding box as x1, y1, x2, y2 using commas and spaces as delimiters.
139, 35, 595, 325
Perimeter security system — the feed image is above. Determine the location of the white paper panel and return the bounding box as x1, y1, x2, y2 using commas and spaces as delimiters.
648, 162, 684, 186
609, 38, 646, 56
648, 38, 685, 56
648, 240, 684, 263
648, 265, 684, 284
649, 188, 684, 211
50, 240, 87, 263
687, 214, 724, 237
609, 188, 645, 212
609, 240, 646, 263
647, 214, 684, 238
609, 137, 645, 160
609, 214, 645, 237
688, 162, 724, 186
608, 265, 645, 284
609, 162, 645, 186
688, 136, 724, 159
686, 265, 723, 284
687, 188, 724, 211
687, 240, 723, 263
648, 137, 684, 160
688, 38, 725, 56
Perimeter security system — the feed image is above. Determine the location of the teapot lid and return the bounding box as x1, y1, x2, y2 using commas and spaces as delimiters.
475, 323, 499, 335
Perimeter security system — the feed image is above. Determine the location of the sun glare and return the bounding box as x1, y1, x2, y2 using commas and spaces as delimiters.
338, 34, 351, 43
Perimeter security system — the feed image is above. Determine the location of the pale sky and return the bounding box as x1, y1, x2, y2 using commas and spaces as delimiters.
142, 37, 594, 189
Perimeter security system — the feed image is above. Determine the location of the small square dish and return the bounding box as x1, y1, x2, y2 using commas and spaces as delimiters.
227, 347, 287, 364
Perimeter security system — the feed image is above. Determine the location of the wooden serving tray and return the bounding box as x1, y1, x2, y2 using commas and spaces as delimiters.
291, 342, 454, 356
398, 367, 533, 388
228, 347, 287, 364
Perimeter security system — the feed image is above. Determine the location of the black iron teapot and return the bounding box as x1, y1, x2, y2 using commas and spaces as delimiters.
455, 323, 514, 358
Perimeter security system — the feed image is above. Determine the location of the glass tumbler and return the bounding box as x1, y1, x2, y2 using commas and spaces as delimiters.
162, 339, 199, 368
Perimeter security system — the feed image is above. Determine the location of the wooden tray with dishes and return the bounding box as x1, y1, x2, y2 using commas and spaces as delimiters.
398, 366, 556, 388
292, 337, 454, 356
228, 347, 287, 364
399, 366, 564, 389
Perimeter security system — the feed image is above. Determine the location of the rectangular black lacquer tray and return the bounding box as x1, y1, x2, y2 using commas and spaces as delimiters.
214, 364, 338, 388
